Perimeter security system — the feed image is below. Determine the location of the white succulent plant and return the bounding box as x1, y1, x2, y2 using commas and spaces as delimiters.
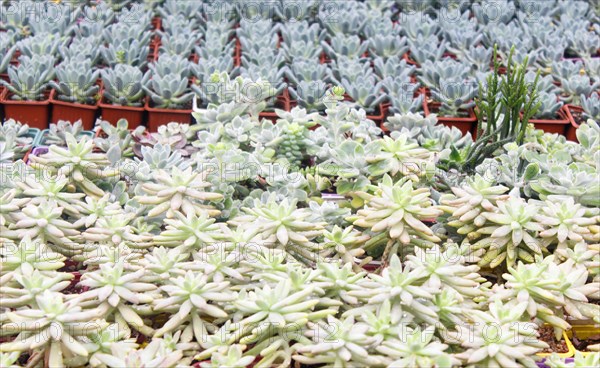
136, 166, 223, 218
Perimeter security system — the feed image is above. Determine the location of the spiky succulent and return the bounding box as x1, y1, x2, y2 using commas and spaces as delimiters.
365, 134, 435, 180
79, 261, 157, 335
0, 291, 107, 368
153, 271, 235, 342
351, 175, 442, 244
454, 300, 549, 367
29, 134, 119, 198
229, 193, 325, 252
136, 167, 223, 218
465, 195, 547, 268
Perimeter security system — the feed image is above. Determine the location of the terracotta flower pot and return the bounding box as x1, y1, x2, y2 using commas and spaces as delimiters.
234, 38, 242, 67
564, 105, 584, 142
422, 99, 477, 136
1, 89, 51, 129
144, 98, 192, 132
259, 89, 291, 123
50, 90, 100, 130
99, 97, 145, 129
151, 16, 162, 30
529, 108, 571, 136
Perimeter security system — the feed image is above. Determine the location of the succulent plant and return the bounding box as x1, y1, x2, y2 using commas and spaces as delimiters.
144, 73, 194, 109
51, 57, 100, 104
581, 92, 600, 121
0, 235, 66, 275
0, 62, 51, 101
368, 34, 409, 59
288, 80, 331, 112
137, 168, 222, 219
79, 260, 156, 334
559, 75, 600, 105
92, 338, 182, 368
59, 36, 103, 65
29, 134, 119, 198
546, 352, 600, 368
365, 134, 434, 180
454, 299, 548, 367
0, 41, 16, 75
17, 32, 65, 57
341, 76, 387, 113
351, 175, 442, 247
102, 64, 150, 107
294, 315, 383, 367
229, 193, 325, 252
531, 163, 600, 207
101, 39, 149, 68
430, 79, 478, 116
408, 37, 447, 65
0, 291, 107, 368
199, 345, 255, 368
153, 271, 235, 341
159, 32, 201, 59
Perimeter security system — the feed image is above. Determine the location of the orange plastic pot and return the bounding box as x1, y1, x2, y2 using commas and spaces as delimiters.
99, 97, 145, 129
144, 98, 192, 132
50, 90, 100, 130
422, 99, 477, 136
1, 89, 51, 129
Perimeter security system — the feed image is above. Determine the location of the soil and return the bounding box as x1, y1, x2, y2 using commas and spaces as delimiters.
572, 331, 600, 352
538, 325, 569, 353
570, 109, 586, 125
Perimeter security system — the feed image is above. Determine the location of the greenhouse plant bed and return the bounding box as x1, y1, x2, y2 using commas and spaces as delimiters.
1, 89, 51, 129
50, 90, 100, 130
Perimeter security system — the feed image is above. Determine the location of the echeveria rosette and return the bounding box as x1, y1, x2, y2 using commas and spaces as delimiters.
15, 174, 85, 216
136, 166, 223, 218
351, 175, 442, 244
153, 271, 235, 342
92, 338, 183, 368
229, 193, 326, 249
28, 134, 119, 198
471, 196, 546, 268
199, 345, 255, 368
0, 291, 107, 368
454, 300, 549, 368
0, 235, 66, 277
0, 265, 72, 308
405, 244, 488, 299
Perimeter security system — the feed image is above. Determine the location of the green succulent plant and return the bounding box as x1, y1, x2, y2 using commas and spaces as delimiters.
0, 236, 66, 277
365, 134, 435, 181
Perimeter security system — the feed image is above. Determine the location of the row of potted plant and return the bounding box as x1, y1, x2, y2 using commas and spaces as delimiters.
1, 64, 599, 366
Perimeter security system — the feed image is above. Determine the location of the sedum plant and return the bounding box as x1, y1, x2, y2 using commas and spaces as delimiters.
135, 167, 223, 218
351, 175, 442, 246
365, 134, 434, 181
455, 299, 549, 367
29, 134, 119, 198
0, 291, 107, 368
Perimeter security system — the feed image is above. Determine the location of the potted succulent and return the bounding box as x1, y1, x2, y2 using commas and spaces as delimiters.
423, 80, 478, 135
143, 72, 194, 130
529, 91, 571, 135
99, 64, 150, 128
0, 61, 53, 129
49, 58, 101, 130
565, 92, 600, 141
